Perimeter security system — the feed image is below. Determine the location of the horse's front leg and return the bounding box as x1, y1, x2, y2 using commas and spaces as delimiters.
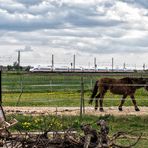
99, 93, 105, 112
95, 93, 100, 110
88, 99, 93, 105
118, 94, 127, 111
130, 94, 140, 111
89, 91, 97, 105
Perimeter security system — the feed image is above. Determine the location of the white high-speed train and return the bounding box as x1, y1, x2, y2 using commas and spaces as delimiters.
29, 65, 53, 72
29, 65, 84, 72
29, 65, 134, 73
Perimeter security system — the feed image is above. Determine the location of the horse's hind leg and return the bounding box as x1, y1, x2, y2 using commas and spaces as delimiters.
130, 94, 140, 111
118, 94, 127, 111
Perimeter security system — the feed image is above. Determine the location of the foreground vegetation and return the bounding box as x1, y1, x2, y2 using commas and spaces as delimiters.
7, 114, 148, 148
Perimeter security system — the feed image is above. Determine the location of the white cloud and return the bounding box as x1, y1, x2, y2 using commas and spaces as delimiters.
0, 0, 148, 69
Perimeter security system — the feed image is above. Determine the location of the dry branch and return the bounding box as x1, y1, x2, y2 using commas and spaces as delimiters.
0, 120, 143, 148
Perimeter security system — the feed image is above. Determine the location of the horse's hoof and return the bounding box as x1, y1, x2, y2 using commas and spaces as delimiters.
99, 108, 104, 112
95, 107, 98, 111
135, 108, 140, 111
118, 107, 123, 111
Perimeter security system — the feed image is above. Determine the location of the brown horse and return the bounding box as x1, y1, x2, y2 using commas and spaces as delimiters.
89, 77, 148, 112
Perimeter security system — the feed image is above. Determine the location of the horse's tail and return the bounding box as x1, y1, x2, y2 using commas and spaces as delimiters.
89, 80, 99, 104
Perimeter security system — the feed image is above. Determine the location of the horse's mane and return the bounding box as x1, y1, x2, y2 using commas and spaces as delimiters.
120, 77, 146, 85
120, 77, 133, 84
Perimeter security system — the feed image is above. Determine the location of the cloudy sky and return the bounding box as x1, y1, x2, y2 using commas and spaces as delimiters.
0, 0, 148, 69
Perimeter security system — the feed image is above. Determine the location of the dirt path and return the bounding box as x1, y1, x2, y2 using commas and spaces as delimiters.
3, 106, 148, 116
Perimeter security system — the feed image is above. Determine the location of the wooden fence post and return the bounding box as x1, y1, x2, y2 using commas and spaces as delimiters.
80, 75, 85, 118
0, 70, 6, 122
0, 71, 1, 105
16, 73, 23, 106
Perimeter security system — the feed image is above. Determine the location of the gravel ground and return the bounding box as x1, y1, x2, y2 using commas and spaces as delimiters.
3, 106, 148, 116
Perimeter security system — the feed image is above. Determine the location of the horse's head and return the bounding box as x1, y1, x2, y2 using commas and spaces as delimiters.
143, 78, 148, 91
131, 78, 147, 89
145, 84, 148, 91
138, 78, 148, 91
138, 78, 147, 85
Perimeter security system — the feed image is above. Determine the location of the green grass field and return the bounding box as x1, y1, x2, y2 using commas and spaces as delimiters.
2, 72, 148, 107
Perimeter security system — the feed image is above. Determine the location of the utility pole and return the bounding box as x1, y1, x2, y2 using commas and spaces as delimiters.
15, 46, 33, 69
18, 50, 20, 67
135, 64, 137, 70
52, 54, 54, 71
143, 63, 145, 71
112, 57, 114, 72
94, 57, 97, 71
73, 54, 75, 70
70, 63, 72, 71
123, 62, 126, 70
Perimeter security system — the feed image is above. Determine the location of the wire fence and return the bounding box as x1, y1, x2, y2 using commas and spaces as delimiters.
2, 72, 148, 110
1, 71, 148, 146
